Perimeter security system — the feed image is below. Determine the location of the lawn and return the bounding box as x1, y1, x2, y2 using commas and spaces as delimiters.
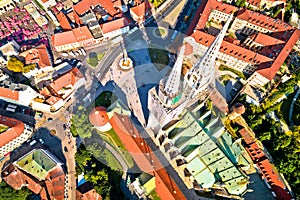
98, 129, 135, 169
104, 149, 123, 171
94, 91, 118, 108
219, 65, 246, 80
149, 190, 161, 200
148, 45, 169, 71
87, 52, 99, 67
97, 52, 105, 61
154, 27, 166, 36
150, 0, 166, 8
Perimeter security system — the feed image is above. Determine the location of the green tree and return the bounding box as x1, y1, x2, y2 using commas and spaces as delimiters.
0, 182, 33, 200
235, 0, 246, 7
70, 106, 93, 138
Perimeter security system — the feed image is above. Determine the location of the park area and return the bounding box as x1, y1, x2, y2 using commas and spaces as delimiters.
87, 52, 105, 67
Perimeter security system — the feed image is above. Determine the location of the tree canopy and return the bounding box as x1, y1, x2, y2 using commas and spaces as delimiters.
75, 145, 124, 200
0, 181, 33, 200
70, 106, 93, 138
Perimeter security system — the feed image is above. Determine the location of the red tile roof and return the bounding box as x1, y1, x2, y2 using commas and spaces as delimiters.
195, 0, 237, 30
192, 30, 273, 64
0, 87, 19, 101
52, 31, 77, 47
257, 160, 293, 200
72, 26, 94, 42
89, 107, 109, 126
240, 127, 293, 200
256, 29, 300, 80
249, 32, 285, 46
238, 128, 255, 145
49, 72, 75, 92
73, 0, 118, 16
236, 9, 293, 32
20, 44, 52, 68
67, 11, 83, 25
46, 96, 63, 105
110, 113, 186, 200
2, 164, 42, 194
130, 1, 153, 20
56, 11, 72, 30
100, 17, 130, 34
0, 115, 25, 148
45, 166, 65, 200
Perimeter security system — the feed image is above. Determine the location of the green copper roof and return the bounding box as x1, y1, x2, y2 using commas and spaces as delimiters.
171, 93, 182, 105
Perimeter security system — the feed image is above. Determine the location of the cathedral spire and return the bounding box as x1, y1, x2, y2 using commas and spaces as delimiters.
184, 14, 234, 98
164, 45, 185, 97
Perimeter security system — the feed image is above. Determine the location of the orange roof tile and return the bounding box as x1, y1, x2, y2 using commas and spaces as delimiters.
45, 166, 65, 200
52, 31, 77, 47
46, 96, 63, 105
72, 26, 94, 42
49, 72, 75, 92
249, 32, 285, 46
0, 87, 19, 101
100, 17, 129, 34
256, 29, 300, 80
195, 0, 237, 30
73, 0, 118, 16
56, 11, 72, 30
130, 1, 153, 19
89, 107, 109, 127
20, 44, 52, 68
239, 128, 255, 145
0, 115, 25, 148
110, 113, 186, 200
2, 164, 43, 194
67, 11, 83, 25
192, 30, 273, 64
257, 160, 293, 200
236, 9, 293, 32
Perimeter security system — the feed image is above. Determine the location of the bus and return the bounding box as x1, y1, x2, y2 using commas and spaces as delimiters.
6, 104, 17, 112
171, 30, 178, 42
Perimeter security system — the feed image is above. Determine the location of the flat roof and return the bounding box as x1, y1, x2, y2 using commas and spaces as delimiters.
15, 149, 58, 180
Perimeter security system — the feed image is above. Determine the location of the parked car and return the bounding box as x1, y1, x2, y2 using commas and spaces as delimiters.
70, 58, 77, 65
74, 52, 79, 56
39, 138, 45, 144
76, 61, 82, 68
81, 48, 86, 56
69, 51, 75, 57
47, 118, 53, 122
55, 58, 62, 64
62, 52, 68, 57
78, 50, 83, 55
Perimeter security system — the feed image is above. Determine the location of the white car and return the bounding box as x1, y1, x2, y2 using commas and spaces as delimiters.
76, 61, 82, 67
62, 52, 68, 57
55, 58, 62, 64
81, 48, 86, 56
78, 50, 83, 55
74, 52, 79, 56
69, 51, 75, 57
